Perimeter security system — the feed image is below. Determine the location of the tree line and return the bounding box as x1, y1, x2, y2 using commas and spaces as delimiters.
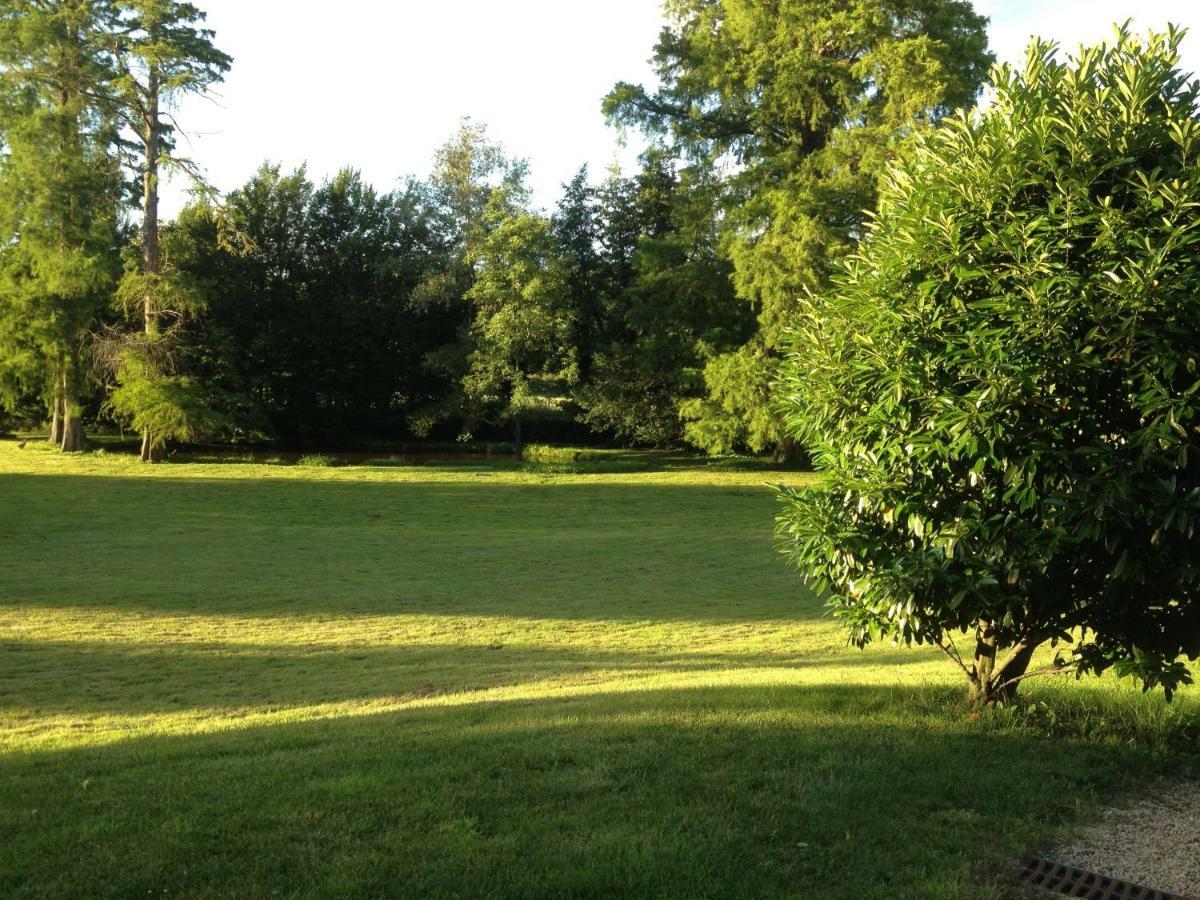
0, 0, 992, 457
161, 140, 749, 454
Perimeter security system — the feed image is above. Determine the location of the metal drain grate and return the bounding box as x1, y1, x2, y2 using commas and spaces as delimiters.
1021, 857, 1193, 900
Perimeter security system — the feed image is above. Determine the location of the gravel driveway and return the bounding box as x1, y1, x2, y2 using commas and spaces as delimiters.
1045, 781, 1200, 898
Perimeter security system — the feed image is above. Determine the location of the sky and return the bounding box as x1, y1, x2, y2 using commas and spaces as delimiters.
161, 0, 1200, 219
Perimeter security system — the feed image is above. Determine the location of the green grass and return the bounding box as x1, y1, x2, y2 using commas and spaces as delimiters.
0, 440, 1195, 899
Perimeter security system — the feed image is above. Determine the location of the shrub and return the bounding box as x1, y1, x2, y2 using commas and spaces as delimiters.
296, 454, 337, 468
777, 27, 1200, 704
521, 445, 582, 465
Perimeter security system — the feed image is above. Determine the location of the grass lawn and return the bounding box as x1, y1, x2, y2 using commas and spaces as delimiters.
1, 440, 1196, 898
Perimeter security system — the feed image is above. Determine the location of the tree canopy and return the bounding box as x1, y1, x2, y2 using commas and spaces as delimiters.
463, 180, 575, 458
776, 25, 1200, 703
607, 0, 993, 456
0, 0, 123, 450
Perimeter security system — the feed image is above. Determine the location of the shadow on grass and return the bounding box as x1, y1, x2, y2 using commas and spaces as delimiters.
1, 472, 817, 622
0, 638, 933, 717
0, 682, 1180, 900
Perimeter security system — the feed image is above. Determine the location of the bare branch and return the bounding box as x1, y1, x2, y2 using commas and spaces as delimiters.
932, 635, 974, 681
89, 320, 186, 378
992, 664, 1078, 694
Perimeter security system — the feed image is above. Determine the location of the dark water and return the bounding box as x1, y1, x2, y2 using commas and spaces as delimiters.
180, 449, 501, 467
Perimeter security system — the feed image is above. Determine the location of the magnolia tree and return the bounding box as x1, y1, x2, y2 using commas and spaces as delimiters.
777, 27, 1200, 704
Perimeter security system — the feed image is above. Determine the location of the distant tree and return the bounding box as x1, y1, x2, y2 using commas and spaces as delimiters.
607, 0, 992, 457
578, 152, 752, 446
551, 166, 603, 382
101, 206, 227, 447
172, 164, 446, 443
463, 181, 574, 459
0, 0, 123, 451
165, 165, 313, 441
419, 120, 516, 296
107, 0, 231, 460
777, 27, 1200, 704
409, 120, 525, 438
571, 157, 677, 445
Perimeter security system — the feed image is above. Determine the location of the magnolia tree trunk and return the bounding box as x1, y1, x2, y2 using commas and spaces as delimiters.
967, 618, 1037, 705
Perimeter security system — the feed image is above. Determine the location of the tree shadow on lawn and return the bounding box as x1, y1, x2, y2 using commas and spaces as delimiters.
0, 682, 1182, 900
0, 638, 934, 718
1, 472, 817, 623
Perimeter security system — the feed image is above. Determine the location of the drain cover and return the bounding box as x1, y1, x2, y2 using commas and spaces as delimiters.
1021, 857, 1193, 899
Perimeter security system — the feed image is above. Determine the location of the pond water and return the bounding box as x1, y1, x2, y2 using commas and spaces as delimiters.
180, 449, 502, 467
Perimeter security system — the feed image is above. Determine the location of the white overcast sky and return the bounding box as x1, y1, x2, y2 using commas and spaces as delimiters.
161, 0, 1200, 219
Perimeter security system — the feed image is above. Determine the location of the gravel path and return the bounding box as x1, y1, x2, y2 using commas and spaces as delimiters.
1046, 781, 1200, 898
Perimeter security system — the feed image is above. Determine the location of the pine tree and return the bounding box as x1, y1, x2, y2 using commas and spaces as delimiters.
0, 0, 123, 451
107, 0, 230, 460
606, 0, 993, 456
551, 166, 603, 382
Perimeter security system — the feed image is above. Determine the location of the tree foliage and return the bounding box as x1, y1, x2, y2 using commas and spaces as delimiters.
0, 0, 123, 450
108, 0, 232, 459
103, 348, 225, 448
574, 154, 752, 446
0, 1, 234, 457
607, 0, 992, 454
777, 26, 1200, 703
407, 120, 527, 438
551, 166, 603, 383
170, 164, 450, 443
463, 182, 574, 457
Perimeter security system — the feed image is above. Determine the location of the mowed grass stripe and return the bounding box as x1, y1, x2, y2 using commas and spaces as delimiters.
0, 442, 1194, 899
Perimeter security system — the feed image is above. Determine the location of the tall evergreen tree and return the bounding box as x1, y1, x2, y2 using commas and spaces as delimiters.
551, 166, 603, 382
606, 0, 993, 457
0, 0, 123, 451
576, 152, 752, 446
107, 0, 230, 460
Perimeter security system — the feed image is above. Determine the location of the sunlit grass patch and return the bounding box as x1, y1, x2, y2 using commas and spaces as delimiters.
0, 439, 1194, 899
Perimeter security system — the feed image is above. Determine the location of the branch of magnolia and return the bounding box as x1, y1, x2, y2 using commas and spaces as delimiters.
992, 628, 1039, 682
932, 635, 974, 681
992, 663, 1078, 694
